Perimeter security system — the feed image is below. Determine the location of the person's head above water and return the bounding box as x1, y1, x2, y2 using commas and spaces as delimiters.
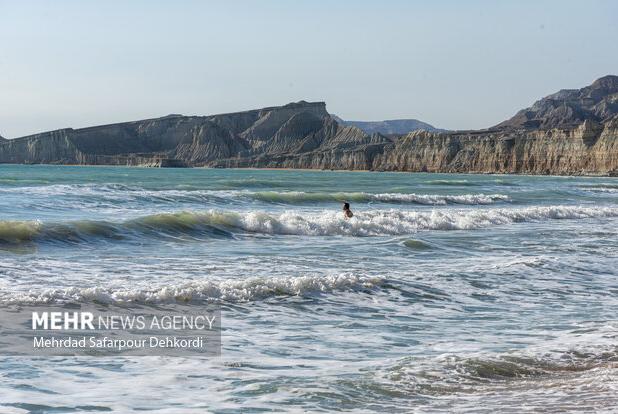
342, 202, 353, 218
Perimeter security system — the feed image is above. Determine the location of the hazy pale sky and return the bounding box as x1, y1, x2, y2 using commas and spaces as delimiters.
0, 0, 617, 138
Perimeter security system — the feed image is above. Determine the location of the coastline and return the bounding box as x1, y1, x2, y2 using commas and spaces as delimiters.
0, 162, 616, 178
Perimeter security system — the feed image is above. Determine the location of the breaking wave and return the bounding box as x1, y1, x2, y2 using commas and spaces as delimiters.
1, 205, 617, 245
578, 184, 618, 193
579, 184, 618, 190
0, 214, 233, 245
250, 191, 510, 205
372, 343, 618, 396
0, 183, 511, 206
0, 274, 384, 305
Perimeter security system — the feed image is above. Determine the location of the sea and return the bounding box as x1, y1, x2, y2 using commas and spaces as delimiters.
0, 164, 616, 413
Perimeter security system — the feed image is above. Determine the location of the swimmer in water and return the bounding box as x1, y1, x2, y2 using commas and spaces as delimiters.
342, 202, 353, 219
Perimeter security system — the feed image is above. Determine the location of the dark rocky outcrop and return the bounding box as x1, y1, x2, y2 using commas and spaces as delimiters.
1, 77, 617, 175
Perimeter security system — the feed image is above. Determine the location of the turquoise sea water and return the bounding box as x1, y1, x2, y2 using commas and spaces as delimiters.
0, 164, 616, 412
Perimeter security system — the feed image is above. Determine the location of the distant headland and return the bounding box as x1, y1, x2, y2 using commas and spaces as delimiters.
1, 76, 617, 176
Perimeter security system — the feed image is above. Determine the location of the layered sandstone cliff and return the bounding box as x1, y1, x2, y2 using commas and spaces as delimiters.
372, 118, 618, 175
1, 77, 617, 175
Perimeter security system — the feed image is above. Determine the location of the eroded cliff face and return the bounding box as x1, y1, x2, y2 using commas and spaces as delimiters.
208, 118, 618, 175
208, 77, 618, 175
0, 101, 331, 166
0, 129, 80, 164
371, 118, 618, 175
1, 77, 617, 175
496, 75, 618, 130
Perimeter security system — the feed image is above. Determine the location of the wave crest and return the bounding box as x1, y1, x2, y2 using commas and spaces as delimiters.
0, 274, 384, 305
112, 205, 618, 236
251, 191, 510, 205
375, 342, 618, 396
1, 205, 617, 245
0, 184, 511, 206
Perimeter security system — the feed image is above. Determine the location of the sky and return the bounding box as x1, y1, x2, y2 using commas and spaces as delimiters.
0, 0, 617, 138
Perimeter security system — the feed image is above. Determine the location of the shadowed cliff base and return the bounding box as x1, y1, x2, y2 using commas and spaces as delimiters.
1, 78, 617, 175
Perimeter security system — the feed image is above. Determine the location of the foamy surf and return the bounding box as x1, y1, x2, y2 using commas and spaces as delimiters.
374, 342, 618, 397
250, 191, 510, 205
163, 205, 618, 236
579, 186, 618, 193
0, 274, 384, 305
0, 183, 511, 205
1, 204, 617, 245
1, 165, 617, 413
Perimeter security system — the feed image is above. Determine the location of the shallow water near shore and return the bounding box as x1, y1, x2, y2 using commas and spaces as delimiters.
0, 165, 616, 413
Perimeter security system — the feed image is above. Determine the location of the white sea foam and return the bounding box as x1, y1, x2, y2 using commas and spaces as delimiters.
198, 204, 618, 236
0, 273, 384, 304
583, 187, 618, 193
378, 338, 618, 395
0, 183, 510, 205
250, 191, 510, 205
371, 192, 509, 204
2, 204, 617, 244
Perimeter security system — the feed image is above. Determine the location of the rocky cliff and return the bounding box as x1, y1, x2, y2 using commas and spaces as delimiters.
0, 101, 334, 166
496, 75, 618, 130
1, 77, 617, 175
372, 119, 618, 175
